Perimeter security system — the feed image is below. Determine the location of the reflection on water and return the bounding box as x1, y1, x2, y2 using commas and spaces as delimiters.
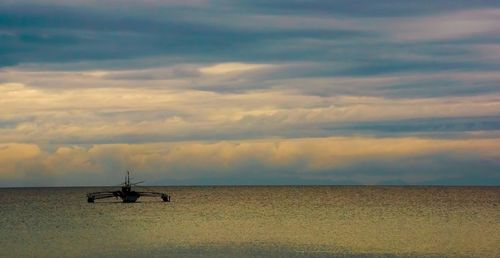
0, 186, 498, 257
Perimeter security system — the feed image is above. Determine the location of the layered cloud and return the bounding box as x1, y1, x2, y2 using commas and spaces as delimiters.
0, 81, 498, 144
0, 1, 499, 185
1, 137, 499, 186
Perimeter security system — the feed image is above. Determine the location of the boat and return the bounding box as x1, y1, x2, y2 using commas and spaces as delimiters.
86, 171, 171, 203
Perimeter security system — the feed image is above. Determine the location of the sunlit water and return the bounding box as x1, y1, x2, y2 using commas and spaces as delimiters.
0, 186, 498, 257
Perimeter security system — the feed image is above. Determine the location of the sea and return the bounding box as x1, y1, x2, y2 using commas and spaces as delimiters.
0, 186, 498, 257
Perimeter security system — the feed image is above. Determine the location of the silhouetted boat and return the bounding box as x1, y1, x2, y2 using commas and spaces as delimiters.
86, 171, 171, 203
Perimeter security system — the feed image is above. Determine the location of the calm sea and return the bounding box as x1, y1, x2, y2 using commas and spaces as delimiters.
0, 186, 498, 257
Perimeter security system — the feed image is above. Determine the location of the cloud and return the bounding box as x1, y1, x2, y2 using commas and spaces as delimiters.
380, 9, 500, 41
472, 44, 500, 61
200, 62, 273, 75
0, 143, 41, 177
1, 1, 498, 73
0, 137, 498, 186
0, 82, 498, 144
322, 116, 500, 135
229, 0, 500, 17
1, 1, 499, 185
2, 62, 500, 97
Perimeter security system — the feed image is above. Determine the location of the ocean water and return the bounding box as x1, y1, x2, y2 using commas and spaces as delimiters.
0, 186, 498, 257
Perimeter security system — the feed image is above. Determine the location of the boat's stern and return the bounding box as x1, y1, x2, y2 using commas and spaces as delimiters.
122, 191, 140, 203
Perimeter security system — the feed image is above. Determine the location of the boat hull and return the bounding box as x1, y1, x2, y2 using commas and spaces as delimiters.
122, 192, 140, 203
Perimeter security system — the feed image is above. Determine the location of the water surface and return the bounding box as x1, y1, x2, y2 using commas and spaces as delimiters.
0, 186, 498, 257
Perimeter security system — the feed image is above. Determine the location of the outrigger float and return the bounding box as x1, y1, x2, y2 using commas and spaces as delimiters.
86, 171, 171, 203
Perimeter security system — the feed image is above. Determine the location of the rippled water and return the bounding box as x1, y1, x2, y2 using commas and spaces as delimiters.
0, 186, 498, 257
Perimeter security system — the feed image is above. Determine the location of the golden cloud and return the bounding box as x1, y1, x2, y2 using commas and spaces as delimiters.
0, 82, 498, 144
0, 137, 498, 183
0, 143, 41, 176
200, 62, 273, 75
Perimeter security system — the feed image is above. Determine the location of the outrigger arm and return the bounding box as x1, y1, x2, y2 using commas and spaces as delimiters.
86, 191, 121, 202
137, 191, 171, 202
87, 190, 171, 203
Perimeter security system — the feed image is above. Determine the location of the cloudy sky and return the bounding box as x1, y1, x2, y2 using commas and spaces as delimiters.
1, 0, 499, 186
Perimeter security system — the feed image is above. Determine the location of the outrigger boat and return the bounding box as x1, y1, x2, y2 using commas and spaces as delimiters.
86, 171, 171, 203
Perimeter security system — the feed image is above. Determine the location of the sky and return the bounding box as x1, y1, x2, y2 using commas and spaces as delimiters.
0, 0, 499, 186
